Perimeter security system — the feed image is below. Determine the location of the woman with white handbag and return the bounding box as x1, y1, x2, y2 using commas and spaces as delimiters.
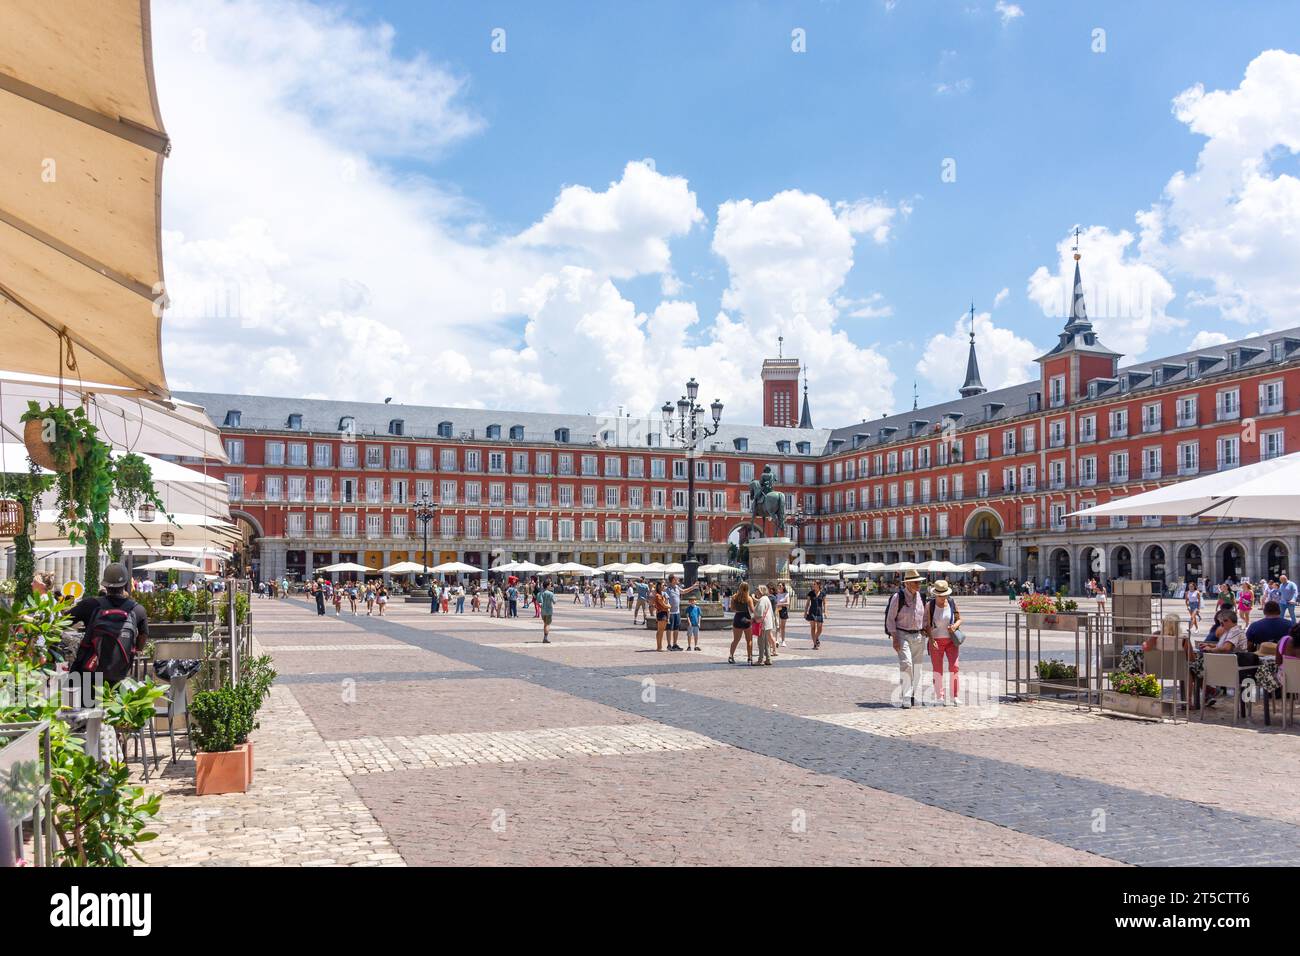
923, 580, 965, 706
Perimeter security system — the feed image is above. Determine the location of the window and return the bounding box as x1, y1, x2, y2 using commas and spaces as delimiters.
1049, 420, 1066, 448
1217, 436, 1239, 470
937, 513, 948, 537
739, 462, 755, 483
288, 476, 306, 502
1022, 425, 1036, 452
440, 448, 457, 470
312, 443, 332, 468
1143, 447, 1162, 479
672, 459, 686, 480
513, 452, 530, 474
535, 519, 553, 541
628, 487, 643, 508
1177, 441, 1199, 475
559, 519, 575, 541
536, 452, 552, 475
1048, 460, 1065, 489
1078, 456, 1097, 485
339, 513, 357, 537
1109, 452, 1128, 483
1142, 403, 1161, 433
604, 520, 622, 542
1020, 464, 1036, 492
465, 450, 480, 471
366, 478, 383, 503
509, 425, 524, 441
415, 447, 433, 470
490, 482, 505, 505
226, 474, 244, 499
1109, 408, 1128, 438
486, 424, 501, 440
1260, 380, 1284, 414
581, 485, 597, 507
1051, 504, 1067, 531
974, 435, 989, 460
287, 414, 303, 431
513, 517, 528, 540
1264, 429, 1286, 460
362, 445, 381, 468
582, 455, 598, 476
224, 439, 245, 464
554, 428, 570, 443
264, 475, 283, 501
1022, 504, 1036, 529
391, 514, 408, 537
464, 481, 481, 505
488, 452, 505, 473
388, 419, 404, 436
605, 486, 620, 507
1049, 374, 1066, 408
339, 443, 357, 468
437, 421, 452, 438
366, 514, 383, 539
465, 516, 481, 539
1002, 468, 1016, 493
536, 484, 551, 507
712, 461, 727, 480
339, 478, 355, 502
390, 446, 408, 470
264, 441, 284, 466
287, 513, 306, 536
1078, 415, 1096, 442
490, 517, 505, 540
1176, 395, 1198, 427
1002, 430, 1016, 455
558, 485, 574, 507
1217, 388, 1240, 421
440, 479, 457, 504
582, 519, 597, 541
439, 515, 456, 538
513, 483, 529, 506
313, 476, 331, 502
559, 454, 574, 476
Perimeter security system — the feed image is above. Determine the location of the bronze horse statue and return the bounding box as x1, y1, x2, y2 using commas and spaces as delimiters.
748, 465, 787, 537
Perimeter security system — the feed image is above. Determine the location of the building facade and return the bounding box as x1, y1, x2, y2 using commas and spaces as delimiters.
183, 258, 1300, 592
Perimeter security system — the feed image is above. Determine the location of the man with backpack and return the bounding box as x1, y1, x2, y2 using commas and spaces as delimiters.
68, 562, 149, 694
884, 569, 927, 709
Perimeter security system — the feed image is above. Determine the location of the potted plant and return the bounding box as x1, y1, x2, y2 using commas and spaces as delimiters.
190, 686, 256, 795
1028, 657, 1090, 695
235, 655, 277, 780
1102, 670, 1170, 718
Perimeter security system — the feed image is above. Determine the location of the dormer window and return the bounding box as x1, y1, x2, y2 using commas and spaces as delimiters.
388, 419, 404, 436
509, 425, 525, 441
437, 421, 453, 438
1228, 351, 1240, 370
1272, 340, 1285, 362
1027, 392, 1041, 412
1187, 361, 1198, 380
338, 415, 355, 433
796, 441, 811, 455
223, 410, 242, 427
733, 437, 749, 452
486, 424, 501, 439
287, 413, 303, 430
554, 428, 570, 443
777, 440, 791, 454
1152, 368, 1163, 386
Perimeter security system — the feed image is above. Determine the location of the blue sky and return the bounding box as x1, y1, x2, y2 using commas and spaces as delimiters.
153, 0, 1300, 423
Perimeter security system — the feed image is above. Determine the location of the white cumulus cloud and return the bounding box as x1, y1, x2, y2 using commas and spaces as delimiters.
916, 310, 1040, 394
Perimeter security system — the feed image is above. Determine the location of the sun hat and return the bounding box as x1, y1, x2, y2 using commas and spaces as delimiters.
930, 579, 953, 597
902, 569, 925, 584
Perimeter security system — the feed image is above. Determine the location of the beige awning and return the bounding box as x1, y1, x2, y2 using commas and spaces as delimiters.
0, 0, 170, 395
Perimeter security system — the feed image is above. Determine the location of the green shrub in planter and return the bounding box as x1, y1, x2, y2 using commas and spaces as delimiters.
190, 687, 257, 753
1109, 671, 1160, 698
1034, 658, 1078, 680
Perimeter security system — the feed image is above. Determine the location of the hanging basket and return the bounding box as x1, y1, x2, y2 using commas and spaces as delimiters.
0, 499, 22, 537
23, 418, 68, 472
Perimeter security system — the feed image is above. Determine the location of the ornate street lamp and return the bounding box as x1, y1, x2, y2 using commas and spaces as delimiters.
661, 378, 723, 586
414, 492, 438, 592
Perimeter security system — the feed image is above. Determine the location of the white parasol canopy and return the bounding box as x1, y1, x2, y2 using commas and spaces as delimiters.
432, 561, 483, 574
508, 561, 544, 573
621, 562, 650, 575
0, 1, 171, 395
957, 561, 1011, 573
698, 563, 742, 575
379, 561, 428, 575
595, 562, 626, 573
133, 558, 203, 572
1069, 451, 1300, 522
32, 508, 237, 548
316, 561, 372, 574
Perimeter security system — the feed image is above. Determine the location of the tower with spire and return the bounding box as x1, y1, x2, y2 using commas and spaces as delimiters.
760, 336, 802, 427
1035, 227, 1121, 404
959, 301, 987, 398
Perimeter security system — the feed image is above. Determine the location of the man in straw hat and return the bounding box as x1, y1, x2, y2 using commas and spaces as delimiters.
884, 569, 928, 708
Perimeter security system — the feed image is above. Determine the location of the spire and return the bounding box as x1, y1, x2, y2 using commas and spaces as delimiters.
912, 380, 918, 411
798, 364, 813, 428
1065, 226, 1091, 333
959, 301, 987, 398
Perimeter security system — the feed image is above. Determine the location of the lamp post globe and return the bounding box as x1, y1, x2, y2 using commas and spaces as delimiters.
661, 376, 722, 587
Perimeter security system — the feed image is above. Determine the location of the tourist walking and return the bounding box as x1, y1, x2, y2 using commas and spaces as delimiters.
540, 580, 555, 643
775, 582, 789, 646
663, 574, 699, 651
332, 585, 343, 616
1282, 573, 1298, 625
1185, 581, 1202, 632
754, 584, 775, 666
885, 569, 927, 708
507, 582, 519, 617
364, 584, 376, 615
923, 579, 963, 706
805, 579, 827, 650
376, 585, 388, 616
650, 582, 671, 651
728, 582, 755, 664
313, 579, 326, 616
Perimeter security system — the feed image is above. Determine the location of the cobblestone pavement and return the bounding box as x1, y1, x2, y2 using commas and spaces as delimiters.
133, 594, 1300, 866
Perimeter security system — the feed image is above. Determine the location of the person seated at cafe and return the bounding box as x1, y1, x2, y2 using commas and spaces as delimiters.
1278, 623, 1300, 664
1143, 613, 1193, 656
1245, 600, 1290, 651
1198, 608, 1246, 654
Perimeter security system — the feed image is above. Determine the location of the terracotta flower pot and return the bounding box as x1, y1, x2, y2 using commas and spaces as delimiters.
195, 743, 251, 795
245, 739, 254, 782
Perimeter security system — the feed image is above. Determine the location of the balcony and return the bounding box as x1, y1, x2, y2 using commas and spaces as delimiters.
1141, 420, 1161, 434
1049, 478, 1066, 491
1142, 468, 1162, 480
1022, 481, 1036, 493
1217, 405, 1241, 422
1078, 475, 1097, 487
1176, 413, 1198, 428
1176, 462, 1199, 477
1110, 472, 1128, 484
1260, 399, 1284, 414
1217, 457, 1239, 471
1110, 426, 1127, 439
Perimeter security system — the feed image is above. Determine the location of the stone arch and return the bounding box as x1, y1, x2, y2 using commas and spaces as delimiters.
1261, 539, 1290, 579
1110, 544, 1133, 579
1215, 540, 1248, 582
1047, 547, 1072, 591
1141, 543, 1167, 586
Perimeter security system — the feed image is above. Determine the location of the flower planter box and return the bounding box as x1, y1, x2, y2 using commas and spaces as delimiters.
194, 743, 251, 796
1102, 690, 1173, 719
149, 622, 204, 640
1028, 676, 1091, 696
1025, 612, 1082, 632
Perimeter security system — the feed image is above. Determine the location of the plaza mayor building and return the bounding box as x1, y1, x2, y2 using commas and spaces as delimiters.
184, 257, 1300, 592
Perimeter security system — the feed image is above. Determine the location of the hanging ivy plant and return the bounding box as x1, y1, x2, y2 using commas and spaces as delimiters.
112, 452, 167, 519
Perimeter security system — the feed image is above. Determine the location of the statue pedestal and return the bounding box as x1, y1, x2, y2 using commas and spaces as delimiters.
746, 537, 794, 586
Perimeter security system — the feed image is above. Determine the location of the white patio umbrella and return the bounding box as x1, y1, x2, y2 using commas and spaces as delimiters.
595, 562, 626, 573
32, 508, 237, 548
379, 561, 428, 575
1070, 451, 1300, 521
510, 561, 545, 573
132, 558, 203, 573
622, 562, 650, 575
855, 561, 887, 572
958, 561, 1011, 573
432, 561, 483, 574
918, 559, 965, 574
316, 561, 372, 574
698, 563, 741, 575
493, 561, 518, 573
827, 562, 859, 573
663, 562, 685, 576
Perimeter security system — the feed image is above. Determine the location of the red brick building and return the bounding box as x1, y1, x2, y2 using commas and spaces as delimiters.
182, 257, 1300, 591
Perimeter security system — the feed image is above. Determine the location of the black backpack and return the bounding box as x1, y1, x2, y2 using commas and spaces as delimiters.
884, 587, 909, 633
72, 597, 139, 685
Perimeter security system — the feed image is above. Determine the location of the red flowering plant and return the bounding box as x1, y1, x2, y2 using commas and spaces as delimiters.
1018, 592, 1056, 615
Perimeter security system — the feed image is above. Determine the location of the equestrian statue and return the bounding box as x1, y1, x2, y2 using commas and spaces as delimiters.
748, 464, 787, 537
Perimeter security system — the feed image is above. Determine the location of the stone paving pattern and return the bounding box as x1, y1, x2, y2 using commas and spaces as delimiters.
133, 594, 1300, 866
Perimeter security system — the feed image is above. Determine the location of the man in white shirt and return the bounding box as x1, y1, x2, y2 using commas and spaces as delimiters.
885, 570, 928, 708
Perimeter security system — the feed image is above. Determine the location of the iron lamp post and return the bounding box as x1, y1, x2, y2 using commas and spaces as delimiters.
661, 377, 723, 586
